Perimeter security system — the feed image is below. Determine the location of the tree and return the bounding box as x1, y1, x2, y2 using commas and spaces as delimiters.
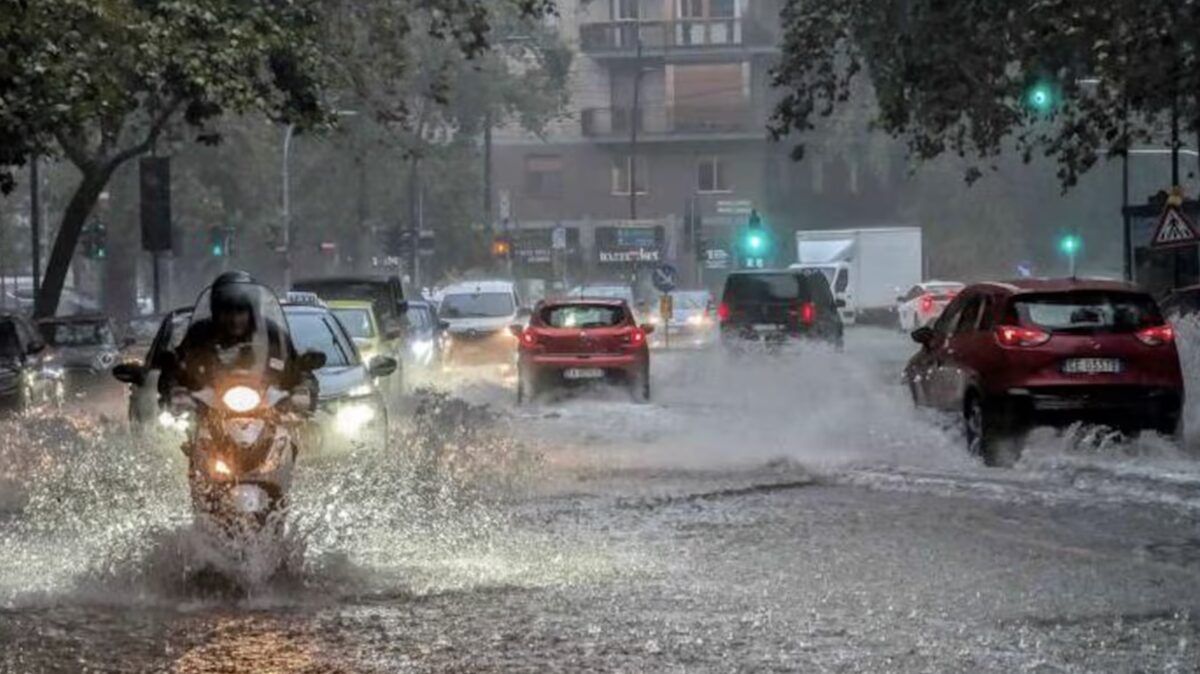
0, 0, 327, 316
770, 0, 1200, 189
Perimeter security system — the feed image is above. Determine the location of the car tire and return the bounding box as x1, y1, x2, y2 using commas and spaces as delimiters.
630, 364, 651, 403
964, 394, 1023, 468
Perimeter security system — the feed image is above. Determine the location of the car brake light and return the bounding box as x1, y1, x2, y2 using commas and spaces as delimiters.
519, 329, 538, 348
631, 328, 645, 346
717, 302, 730, 322
920, 294, 934, 313
800, 302, 816, 325
1135, 324, 1174, 346
995, 325, 1051, 347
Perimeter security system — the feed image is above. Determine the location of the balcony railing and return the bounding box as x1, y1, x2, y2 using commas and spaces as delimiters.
579, 18, 775, 54
580, 105, 763, 138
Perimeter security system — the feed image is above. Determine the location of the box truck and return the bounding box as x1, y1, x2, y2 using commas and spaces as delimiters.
792, 227, 922, 325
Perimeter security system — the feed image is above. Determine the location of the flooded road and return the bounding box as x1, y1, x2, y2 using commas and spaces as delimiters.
3, 329, 1200, 672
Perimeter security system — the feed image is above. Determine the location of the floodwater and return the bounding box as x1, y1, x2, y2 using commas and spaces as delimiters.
2, 329, 1200, 672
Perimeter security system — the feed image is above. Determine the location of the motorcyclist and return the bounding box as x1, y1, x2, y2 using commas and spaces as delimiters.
160, 271, 306, 399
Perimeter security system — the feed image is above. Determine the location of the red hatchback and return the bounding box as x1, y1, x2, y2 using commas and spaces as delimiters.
904, 279, 1184, 466
513, 299, 654, 403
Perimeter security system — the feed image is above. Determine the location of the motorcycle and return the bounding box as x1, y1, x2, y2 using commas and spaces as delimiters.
164, 282, 324, 535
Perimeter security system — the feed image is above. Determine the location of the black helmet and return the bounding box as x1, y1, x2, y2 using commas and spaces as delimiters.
210, 270, 258, 317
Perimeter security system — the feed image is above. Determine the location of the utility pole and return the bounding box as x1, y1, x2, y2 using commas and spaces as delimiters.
629, 36, 643, 221
484, 110, 493, 228
408, 156, 421, 288
29, 157, 40, 297
281, 123, 295, 292
1171, 98, 1181, 187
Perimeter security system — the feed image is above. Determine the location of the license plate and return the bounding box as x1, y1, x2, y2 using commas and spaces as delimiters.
752, 324, 784, 333
563, 368, 604, 380
1062, 358, 1122, 374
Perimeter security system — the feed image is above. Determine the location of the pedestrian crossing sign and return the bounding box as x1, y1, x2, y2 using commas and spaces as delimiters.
1151, 203, 1199, 248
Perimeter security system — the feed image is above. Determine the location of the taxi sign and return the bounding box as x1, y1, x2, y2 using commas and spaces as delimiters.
285, 291, 326, 307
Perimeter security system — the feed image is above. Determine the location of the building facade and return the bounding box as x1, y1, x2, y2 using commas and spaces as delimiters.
491, 0, 782, 291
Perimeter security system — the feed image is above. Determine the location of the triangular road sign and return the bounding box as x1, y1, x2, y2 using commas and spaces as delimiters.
1152, 204, 1199, 248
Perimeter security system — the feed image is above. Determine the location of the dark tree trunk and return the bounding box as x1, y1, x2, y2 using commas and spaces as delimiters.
34, 164, 114, 318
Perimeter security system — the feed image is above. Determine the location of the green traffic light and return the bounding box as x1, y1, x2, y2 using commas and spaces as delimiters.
1058, 235, 1081, 256
1027, 83, 1054, 112
746, 233, 765, 252
212, 244, 224, 257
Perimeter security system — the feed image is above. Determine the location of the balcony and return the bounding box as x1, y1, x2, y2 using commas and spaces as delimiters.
580, 105, 766, 141
578, 18, 777, 58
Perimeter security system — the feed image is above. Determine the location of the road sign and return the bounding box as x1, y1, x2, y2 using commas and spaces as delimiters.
498, 189, 511, 221
552, 226, 567, 250
1016, 261, 1033, 278
716, 199, 753, 216
1152, 203, 1198, 248
651, 263, 678, 293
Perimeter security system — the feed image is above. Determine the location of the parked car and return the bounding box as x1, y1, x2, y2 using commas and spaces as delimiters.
37, 314, 129, 398
439, 280, 525, 367
904, 279, 1183, 466
718, 269, 844, 349
896, 281, 965, 331
513, 298, 653, 403
0, 313, 63, 413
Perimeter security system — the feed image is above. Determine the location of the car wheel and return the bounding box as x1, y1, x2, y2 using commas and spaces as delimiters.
630, 364, 650, 403
517, 367, 537, 405
964, 394, 1023, 468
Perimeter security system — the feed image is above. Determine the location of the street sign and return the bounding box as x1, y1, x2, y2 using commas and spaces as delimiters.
1152, 203, 1199, 248
716, 199, 753, 216
552, 226, 567, 250
1016, 261, 1034, 278
652, 263, 678, 292
498, 189, 511, 221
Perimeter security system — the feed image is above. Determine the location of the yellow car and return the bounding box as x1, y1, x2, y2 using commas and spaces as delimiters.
328, 299, 404, 389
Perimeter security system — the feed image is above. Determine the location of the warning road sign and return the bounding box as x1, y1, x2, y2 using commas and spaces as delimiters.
1152, 204, 1199, 248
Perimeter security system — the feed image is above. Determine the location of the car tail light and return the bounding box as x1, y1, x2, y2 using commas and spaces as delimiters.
800, 302, 816, 326
717, 302, 730, 322
994, 325, 1051, 348
630, 327, 646, 346
1135, 324, 1174, 346
519, 329, 538, 348
920, 294, 934, 313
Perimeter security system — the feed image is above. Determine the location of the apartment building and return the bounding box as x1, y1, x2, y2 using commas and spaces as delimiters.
491, 0, 782, 289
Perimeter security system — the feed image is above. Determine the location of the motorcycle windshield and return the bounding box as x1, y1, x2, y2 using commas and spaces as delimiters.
186, 281, 292, 382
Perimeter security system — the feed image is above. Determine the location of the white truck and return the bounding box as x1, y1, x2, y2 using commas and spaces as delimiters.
792, 227, 922, 325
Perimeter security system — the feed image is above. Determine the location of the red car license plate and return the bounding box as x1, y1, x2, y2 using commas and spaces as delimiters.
1061, 358, 1122, 374
564, 368, 604, 380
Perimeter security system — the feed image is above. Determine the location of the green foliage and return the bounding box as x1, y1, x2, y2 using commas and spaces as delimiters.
771, 0, 1200, 188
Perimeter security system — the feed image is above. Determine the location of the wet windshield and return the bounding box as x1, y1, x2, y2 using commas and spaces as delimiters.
288, 311, 355, 367
41, 321, 114, 347
331, 308, 375, 339
440, 292, 514, 318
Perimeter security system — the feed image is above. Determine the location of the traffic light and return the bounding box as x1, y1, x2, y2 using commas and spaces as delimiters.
1025, 80, 1057, 114
737, 209, 772, 269
1058, 234, 1081, 256
81, 220, 107, 259
209, 226, 228, 257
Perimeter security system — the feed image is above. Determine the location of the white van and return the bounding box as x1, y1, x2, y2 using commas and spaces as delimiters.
438, 280, 525, 366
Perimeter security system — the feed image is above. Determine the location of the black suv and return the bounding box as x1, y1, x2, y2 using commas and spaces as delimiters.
718, 270, 844, 348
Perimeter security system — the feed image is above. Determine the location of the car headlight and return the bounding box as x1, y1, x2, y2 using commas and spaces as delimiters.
687, 314, 706, 326
157, 410, 192, 431
410, 339, 433, 358
335, 402, 378, 436
348, 383, 374, 397
222, 386, 260, 413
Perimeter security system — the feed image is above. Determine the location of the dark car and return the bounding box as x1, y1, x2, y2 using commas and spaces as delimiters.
0, 313, 62, 412
37, 315, 129, 396
718, 269, 844, 348
113, 308, 193, 428
904, 279, 1184, 466
1160, 284, 1200, 322
514, 298, 653, 403
293, 275, 407, 333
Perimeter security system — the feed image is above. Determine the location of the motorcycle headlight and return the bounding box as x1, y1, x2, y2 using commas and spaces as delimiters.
222, 386, 261, 413
211, 458, 233, 477
157, 410, 191, 431
335, 402, 378, 436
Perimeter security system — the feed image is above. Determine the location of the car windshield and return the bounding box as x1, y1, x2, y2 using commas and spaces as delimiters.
41, 321, 114, 347
331, 308, 375, 339
440, 292, 515, 318
573, 286, 633, 302
671, 292, 710, 311
287, 312, 355, 367
723, 273, 810, 304
406, 307, 431, 329
1010, 291, 1163, 334
542, 304, 626, 328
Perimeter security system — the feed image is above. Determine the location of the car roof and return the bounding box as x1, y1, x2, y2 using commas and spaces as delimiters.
442, 280, 515, 293
282, 304, 331, 315
326, 299, 375, 310
294, 275, 395, 285
539, 297, 628, 307
974, 278, 1141, 294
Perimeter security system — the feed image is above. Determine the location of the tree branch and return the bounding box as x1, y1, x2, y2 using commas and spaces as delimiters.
105, 97, 183, 169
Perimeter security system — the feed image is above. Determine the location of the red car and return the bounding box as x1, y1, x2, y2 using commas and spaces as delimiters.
513, 298, 653, 403
904, 279, 1183, 466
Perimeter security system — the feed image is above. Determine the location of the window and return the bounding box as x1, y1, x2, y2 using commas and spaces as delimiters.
615, 0, 640, 19
524, 155, 563, 198
834, 269, 850, 294
977, 297, 994, 331
441, 292, 516, 318
697, 156, 731, 192
611, 156, 648, 195
954, 296, 982, 335
331, 308, 376, 339
541, 304, 627, 328
288, 313, 354, 367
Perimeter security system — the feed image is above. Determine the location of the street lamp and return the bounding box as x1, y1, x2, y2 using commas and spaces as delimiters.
281, 109, 358, 290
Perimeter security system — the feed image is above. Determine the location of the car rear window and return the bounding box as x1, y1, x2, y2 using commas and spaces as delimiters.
541, 304, 626, 328
723, 273, 811, 304
1008, 291, 1163, 334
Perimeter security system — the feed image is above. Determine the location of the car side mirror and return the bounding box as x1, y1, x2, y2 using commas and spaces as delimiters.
911, 326, 935, 346
27, 340, 45, 355
517, 307, 532, 319
384, 327, 403, 341
896, 295, 906, 303
368, 355, 398, 378
396, 300, 409, 314
508, 324, 524, 337
438, 320, 451, 331
641, 323, 656, 335
836, 299, 847, 308
298, 349, 327, 372
112, 362, 145, 386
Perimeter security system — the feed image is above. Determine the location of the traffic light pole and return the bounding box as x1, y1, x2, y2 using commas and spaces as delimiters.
281, 123, 295, 292
29, 156, 40, 297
